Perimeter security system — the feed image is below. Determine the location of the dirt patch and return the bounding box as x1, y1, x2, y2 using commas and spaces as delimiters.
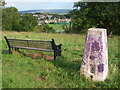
28, 53, 43, 59
36, 76, 45, 81
12, 50, 20, 54
43, 55, 54, 60
24, 72, 29, 75
25, 52, 54, 60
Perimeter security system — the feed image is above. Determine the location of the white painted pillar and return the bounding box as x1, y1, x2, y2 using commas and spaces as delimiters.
80, 28, 108, 81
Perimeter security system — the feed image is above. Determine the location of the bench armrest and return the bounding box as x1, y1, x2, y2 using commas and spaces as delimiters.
56, 44, 62, 47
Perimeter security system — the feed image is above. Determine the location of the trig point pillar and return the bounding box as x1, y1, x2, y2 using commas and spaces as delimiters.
80, 28, 108, 81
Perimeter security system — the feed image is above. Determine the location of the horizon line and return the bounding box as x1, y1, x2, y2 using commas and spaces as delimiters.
19, 8, 73, 10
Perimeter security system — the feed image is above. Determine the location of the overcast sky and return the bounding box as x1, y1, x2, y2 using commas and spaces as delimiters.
5, 0, 80, 11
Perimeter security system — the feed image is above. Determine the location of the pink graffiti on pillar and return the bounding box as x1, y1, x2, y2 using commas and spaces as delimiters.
80, 28, 108, 81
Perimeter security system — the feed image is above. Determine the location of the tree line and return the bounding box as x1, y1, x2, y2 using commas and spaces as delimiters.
2, 7, 37, 31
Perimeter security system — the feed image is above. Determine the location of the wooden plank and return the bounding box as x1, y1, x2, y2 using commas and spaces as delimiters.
27, 45, 52, 49
9, 41, 28, 47
28, 42, 51, 45
12, 46, 54, 52
8, 39, 51, 43
28, 45, 52, 49
8, 40, 52, 47
8, 40, 27, 44
8, 39, 51, 42
10, 43, 52, 49
28, 43, 51, 46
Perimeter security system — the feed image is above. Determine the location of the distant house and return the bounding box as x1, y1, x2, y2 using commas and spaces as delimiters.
38, 22, 42, 25
58, 19, 71, 23
46, 15, 53, 19
39, 15, 46, 19
33, 14, 38, 17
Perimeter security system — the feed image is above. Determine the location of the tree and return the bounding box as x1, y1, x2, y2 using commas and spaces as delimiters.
2, 7, 21, 31
20, 13, 37, 31
62, 22, 73, 33
42, 25, 55, 33
87, 2, 120, 36
69, 2, 120, 36
69, 2, 95, 33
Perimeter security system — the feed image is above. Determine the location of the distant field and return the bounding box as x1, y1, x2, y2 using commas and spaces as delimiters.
2, 31, 119, 88
48, 24, 64, 31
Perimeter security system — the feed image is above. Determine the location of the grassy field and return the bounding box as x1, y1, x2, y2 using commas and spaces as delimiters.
48, 24, 64, 31
2, 31, 119, 88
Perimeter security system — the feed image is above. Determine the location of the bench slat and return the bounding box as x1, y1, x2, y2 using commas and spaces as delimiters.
9, 42, 52, 47
8, 40, 51, 44
12, 46, 54, 52
11, 45, 52, 49
8, 39, 51, 42
28, 42, 52, 46
28, 46, 52, 49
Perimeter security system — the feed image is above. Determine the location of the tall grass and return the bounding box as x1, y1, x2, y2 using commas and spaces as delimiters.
2, 31, 119, 88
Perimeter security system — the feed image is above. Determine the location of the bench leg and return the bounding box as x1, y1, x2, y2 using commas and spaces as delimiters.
15, 48, 17, 51
54, 51, 57, 60
9, 47, 12, 54
11, 47, 14, 50
15, 48, 19, 51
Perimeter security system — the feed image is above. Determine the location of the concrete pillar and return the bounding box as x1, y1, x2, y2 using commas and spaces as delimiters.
80, 28, 108, 81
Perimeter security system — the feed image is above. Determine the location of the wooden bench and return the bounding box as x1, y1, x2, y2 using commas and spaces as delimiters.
4, 36, 62, 60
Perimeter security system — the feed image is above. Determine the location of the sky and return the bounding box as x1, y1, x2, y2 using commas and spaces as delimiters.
5, 0, 80, 11
5, 0, 80, 2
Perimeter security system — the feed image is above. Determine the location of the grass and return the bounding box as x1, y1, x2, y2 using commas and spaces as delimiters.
2, 31, 119, 88
48, 24, 64, 31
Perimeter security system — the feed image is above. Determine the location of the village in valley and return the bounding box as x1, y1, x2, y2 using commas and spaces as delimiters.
17, 8, 72, 33
20, 12, 71, 33
33, 14, 71, 25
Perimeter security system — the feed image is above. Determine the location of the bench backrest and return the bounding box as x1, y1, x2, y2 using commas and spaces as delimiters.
4, 36, 56, 50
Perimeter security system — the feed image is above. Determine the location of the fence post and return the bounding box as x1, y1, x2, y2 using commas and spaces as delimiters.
80, 28, 108, 81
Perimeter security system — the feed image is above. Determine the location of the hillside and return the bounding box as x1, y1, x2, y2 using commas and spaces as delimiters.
19, 9, 72, 14
2, 31, 119, 88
